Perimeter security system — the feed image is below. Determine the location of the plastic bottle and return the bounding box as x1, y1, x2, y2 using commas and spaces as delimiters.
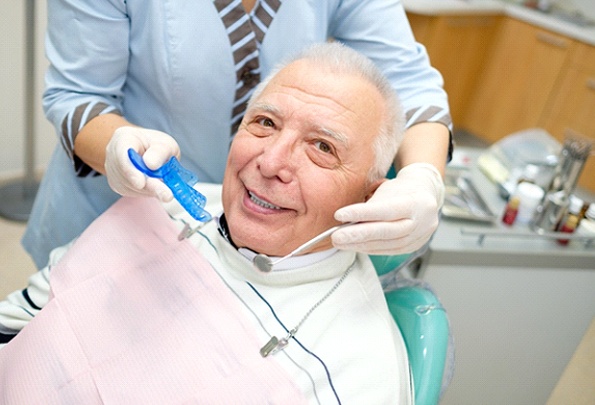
502, 196, 520, 226
557, 214, 579, 246
570, 195, 584, 216
515, 182, 545, 225
557, 195, 584, 230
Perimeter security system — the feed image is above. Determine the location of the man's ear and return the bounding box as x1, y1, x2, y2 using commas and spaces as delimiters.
364, 178, 386, 202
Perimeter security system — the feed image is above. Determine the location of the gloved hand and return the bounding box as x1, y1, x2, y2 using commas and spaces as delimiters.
105, 126, 181, 201
332, 163, 445, 255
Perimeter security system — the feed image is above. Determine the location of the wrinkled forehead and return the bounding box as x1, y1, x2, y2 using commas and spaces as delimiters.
252, 59, 385, 139
262, 59, 355, 103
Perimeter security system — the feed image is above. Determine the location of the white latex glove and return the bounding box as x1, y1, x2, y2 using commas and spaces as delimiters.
105, 126, 181, 202
332, 163, 445, 255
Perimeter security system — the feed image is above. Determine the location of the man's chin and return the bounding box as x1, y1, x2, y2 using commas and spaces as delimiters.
227, 223, 287, 256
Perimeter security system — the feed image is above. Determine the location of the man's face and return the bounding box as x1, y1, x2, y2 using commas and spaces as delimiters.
222, 59, 386, 256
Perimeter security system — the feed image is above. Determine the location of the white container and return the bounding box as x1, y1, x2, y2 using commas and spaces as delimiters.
576, 218, 595, 238
515, 182, 545, 224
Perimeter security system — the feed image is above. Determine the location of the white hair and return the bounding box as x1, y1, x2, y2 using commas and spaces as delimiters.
247, 42, 405, 182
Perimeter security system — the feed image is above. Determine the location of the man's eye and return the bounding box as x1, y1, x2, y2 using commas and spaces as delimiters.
257, 117, 275, 127
314, 140, 332, 154
244, 115, 277, 137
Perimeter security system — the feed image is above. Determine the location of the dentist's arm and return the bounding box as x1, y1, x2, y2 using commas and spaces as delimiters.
74, 113, 180, 201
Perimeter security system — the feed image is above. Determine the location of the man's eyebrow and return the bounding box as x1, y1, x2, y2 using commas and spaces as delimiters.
319, 127, 349, 147
249, 102, 281, 115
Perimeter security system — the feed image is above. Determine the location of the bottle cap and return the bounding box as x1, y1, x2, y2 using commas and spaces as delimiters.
508, 196, 521, 209
565, 214, 579, 228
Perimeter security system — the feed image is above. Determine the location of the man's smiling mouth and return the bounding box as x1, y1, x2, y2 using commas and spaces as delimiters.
248, 191, 282, 210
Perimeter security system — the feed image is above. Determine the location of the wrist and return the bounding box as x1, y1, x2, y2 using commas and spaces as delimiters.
398, 163, 445, 208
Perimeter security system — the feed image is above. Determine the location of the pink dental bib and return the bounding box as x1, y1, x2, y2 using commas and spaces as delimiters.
0, 197, 305, 404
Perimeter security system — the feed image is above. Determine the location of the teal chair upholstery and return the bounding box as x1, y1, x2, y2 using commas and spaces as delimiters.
371, 254, 451, 405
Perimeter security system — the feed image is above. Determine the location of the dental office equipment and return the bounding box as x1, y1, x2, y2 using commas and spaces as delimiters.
253, 223, 354, 272
128, 149, 212, 222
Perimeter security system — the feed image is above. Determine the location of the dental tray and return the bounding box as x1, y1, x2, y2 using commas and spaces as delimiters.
128, 149, 212, 222
443, 172, 497, 223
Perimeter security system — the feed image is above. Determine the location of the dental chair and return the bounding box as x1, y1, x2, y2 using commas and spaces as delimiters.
371, 254, 452, 405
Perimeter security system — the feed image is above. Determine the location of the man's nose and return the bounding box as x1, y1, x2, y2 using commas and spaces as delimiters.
257, 133, 297, 182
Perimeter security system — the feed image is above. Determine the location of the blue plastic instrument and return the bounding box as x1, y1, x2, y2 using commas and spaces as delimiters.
128, 149, 212, 222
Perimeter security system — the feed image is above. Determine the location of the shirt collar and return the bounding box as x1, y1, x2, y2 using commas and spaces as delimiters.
217, 214, 340, 272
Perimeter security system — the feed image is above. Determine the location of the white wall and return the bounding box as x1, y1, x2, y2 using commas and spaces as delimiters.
0, 0, 55, 180
505, 0, 595, 19
561, 0, 595, 19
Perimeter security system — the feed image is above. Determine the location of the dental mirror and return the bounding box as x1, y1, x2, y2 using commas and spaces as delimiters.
253, 223, 354, 272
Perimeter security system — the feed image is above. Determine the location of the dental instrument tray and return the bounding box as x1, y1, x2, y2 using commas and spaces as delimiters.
443, 171, 497, 223
128, 149, 212, 222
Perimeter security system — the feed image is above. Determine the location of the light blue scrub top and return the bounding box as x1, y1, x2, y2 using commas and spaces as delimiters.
24, 0, 451, 268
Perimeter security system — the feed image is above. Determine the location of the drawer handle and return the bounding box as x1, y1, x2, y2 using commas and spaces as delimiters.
587, 78, 595, 91
536, 32, 568, 49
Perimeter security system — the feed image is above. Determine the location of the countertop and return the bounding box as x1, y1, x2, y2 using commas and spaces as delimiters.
403, 0, 595, 46
425, 147, 595, 269
403, 0, 503, 15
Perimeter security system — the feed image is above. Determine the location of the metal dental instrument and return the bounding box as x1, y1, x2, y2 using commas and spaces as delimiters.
128, 149, 212, 222
253, 222, 354, 272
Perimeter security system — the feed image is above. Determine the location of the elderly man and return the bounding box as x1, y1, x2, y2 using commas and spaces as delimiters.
0, 43, 412, 404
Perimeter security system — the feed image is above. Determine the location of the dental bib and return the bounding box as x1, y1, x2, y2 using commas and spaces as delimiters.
0, 197, 305, 404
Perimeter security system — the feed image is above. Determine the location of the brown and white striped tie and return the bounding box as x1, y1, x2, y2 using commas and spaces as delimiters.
214, 0, 281, 137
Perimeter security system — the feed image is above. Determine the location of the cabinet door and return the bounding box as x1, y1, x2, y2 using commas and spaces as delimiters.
407, 14, 500, 126
541, 43, 595, 192
462, 18, 574, 144
407, 13, 434, 44
428, 16, 501, 126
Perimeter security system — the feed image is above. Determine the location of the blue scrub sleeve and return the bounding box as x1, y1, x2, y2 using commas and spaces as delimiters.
330, 0, 452, 131
43, 0, 129, 174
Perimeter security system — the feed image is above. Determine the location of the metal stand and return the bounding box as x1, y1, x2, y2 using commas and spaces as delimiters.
0, 0, 39, 222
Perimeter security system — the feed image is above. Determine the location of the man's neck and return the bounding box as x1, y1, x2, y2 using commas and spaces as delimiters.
217, 214, 338, 271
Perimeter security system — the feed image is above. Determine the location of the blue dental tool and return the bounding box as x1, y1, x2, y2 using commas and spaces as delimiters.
128, 149, 212, 222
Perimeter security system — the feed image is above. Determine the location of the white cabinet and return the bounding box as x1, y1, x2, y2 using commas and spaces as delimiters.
424, 264, 595, 405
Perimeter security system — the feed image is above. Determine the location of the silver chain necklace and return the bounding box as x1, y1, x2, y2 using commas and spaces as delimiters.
259, 261, 356, 357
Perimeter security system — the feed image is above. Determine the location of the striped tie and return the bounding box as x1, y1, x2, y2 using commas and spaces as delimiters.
214, 0, 281, 137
